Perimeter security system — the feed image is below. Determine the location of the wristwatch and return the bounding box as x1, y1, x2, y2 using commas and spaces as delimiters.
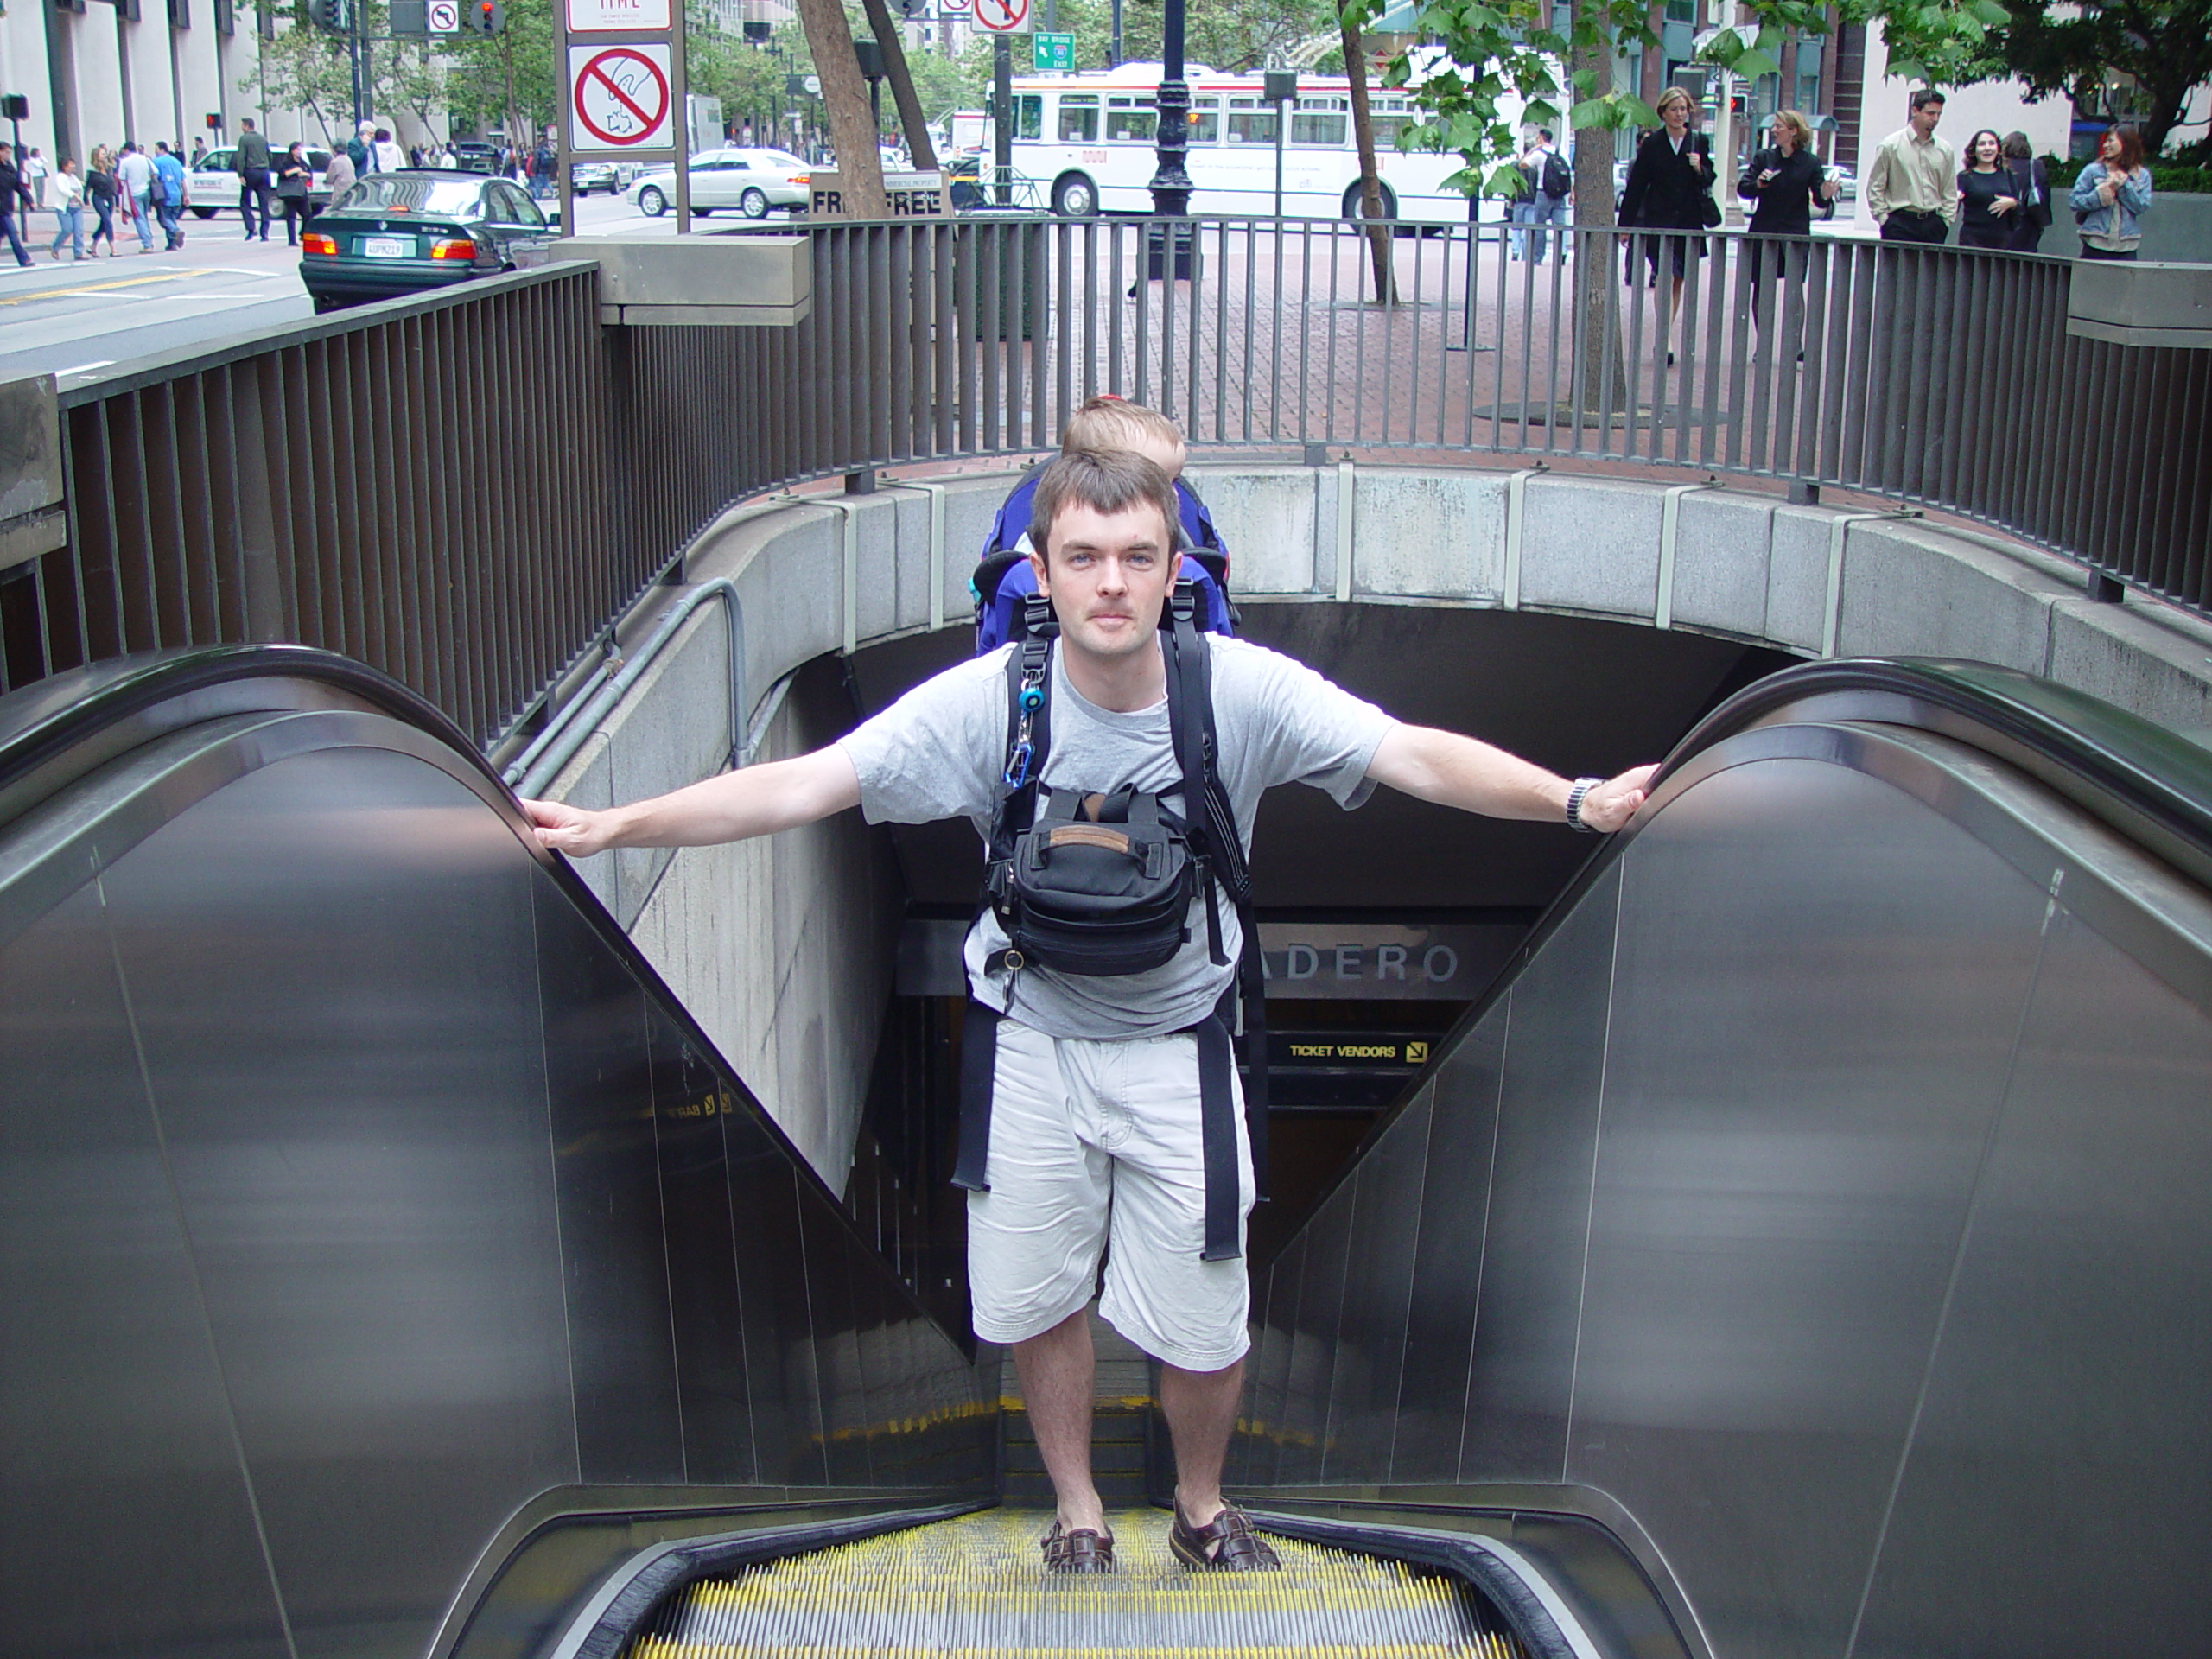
1565, 777, 1605, 834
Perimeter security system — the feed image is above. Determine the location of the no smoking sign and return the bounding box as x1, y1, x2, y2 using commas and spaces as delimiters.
568, 43, 673, 151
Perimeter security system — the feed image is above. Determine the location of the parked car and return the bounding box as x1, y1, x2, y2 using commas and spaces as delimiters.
448, 143, 500, 175
299, 171, 555, 311
571, 159, 620, 194
189, 146, 334, 219
626, 148, 810, 219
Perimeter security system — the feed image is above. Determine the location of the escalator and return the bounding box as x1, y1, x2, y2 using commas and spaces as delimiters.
3, 646, 2207, 1659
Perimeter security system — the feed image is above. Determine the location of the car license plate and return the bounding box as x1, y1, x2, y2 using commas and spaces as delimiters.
361, 236, 411, 258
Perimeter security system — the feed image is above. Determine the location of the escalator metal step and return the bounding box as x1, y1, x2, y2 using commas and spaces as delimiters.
627, 1508, 1521, 1656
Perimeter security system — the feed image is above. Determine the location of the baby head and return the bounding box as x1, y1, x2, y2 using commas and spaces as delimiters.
1060, 393, 1186, 480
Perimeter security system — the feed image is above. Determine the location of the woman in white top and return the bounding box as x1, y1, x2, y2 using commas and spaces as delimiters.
46, 159, 84, 261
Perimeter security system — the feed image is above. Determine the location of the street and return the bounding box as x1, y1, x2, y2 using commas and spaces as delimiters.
0, 185, 785, 385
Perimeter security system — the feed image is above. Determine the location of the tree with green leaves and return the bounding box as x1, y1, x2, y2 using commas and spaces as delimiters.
1974, 0, 2211, 157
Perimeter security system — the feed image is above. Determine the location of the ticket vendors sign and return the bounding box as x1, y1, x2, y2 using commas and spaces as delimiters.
809, 169, 947, 219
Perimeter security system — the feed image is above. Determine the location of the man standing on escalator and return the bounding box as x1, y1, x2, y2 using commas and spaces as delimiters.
522, 448, 1655, 1576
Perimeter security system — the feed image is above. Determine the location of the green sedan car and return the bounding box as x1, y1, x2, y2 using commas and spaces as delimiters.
299, 171, 556, 312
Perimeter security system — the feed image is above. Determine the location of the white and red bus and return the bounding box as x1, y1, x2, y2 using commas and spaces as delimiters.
995, 61, 1548, 225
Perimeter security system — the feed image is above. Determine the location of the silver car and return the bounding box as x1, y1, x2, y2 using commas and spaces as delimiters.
628, 149, 811, 219
189, 146, 334, 219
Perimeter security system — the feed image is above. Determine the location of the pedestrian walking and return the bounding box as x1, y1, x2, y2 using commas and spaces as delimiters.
320, 144, 356, 216
0, 143, 33, 267
1955, 129, 2019, 251
1512, 128, 1570, 264
1618, 86, 1717, 362
46, 159, 85, 260
2000, 132, 2052, 254
351, 119, 377, 175
1866, 88, 1957, 245
1738, 109, 1837, 346
151, 141, 188, 249
236, 117, 273, 240
191, 137, 208, 166
372, 129, 404, 174
24, 146, 48, 209
2071, 126, 2151, 262
118, 143, 156, 252
86, 148, 119, 257
275, 143, 313, 245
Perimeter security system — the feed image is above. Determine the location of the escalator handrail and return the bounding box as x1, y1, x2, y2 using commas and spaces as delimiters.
0, 645, 970, 1350
1663, 656, 2212, 877
1252, 653, 2212, 1269
0, 643, 487, 799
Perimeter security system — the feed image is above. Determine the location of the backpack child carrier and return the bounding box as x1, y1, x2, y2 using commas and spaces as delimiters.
972, 470, 1235, 652
951, 579, 1269, 1263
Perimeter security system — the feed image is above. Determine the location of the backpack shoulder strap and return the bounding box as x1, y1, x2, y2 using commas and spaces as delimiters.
1162, 597, 1271, 1191
988, 635, 1052, 865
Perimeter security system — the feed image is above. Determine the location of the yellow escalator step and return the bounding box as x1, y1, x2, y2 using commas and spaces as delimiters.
621, 1510, 1523, 1657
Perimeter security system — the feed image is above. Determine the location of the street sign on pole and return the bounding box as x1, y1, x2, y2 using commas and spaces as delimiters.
1033, 30, 1072, 70
427, 0, 461, 30
976, 0, 1031, 35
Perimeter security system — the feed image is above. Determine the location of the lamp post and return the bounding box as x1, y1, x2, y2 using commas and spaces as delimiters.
1147, 0, 1191, 218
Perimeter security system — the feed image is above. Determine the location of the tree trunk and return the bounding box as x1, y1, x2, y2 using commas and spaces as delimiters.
1338, 4, 1396, 304
792, 0, 888, 219
1569, 22, 1630, 419
859, 0, 937, 170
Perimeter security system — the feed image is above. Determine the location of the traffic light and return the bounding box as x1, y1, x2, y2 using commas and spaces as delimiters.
312, 0, 346, 30
471, 0, 505, 32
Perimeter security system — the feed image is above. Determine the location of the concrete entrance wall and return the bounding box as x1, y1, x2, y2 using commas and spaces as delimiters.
546, 461, 2212, 1185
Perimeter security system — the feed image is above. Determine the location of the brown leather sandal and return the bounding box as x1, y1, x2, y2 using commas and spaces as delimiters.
1040, 1520, 1116, 1573
1168, 1503, 1282, 1570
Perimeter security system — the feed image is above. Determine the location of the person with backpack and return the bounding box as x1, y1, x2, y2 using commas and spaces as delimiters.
1521, 128, 1572, 264
522, 446, 1656, 1578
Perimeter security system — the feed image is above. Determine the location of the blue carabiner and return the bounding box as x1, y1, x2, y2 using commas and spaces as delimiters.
1004, 740, 1034, 788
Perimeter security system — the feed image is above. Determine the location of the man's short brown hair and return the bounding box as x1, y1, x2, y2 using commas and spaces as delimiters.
1027, 448, 1181, 561
1059, 394, 1185, 458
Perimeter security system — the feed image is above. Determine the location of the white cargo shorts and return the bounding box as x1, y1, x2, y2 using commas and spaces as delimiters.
967, 1014, 1255, 1373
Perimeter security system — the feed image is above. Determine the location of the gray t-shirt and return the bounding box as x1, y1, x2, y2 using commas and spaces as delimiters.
840, 636, 1397, 1039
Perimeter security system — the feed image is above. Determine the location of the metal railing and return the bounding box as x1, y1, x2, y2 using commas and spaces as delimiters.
5, 217, 2206, 746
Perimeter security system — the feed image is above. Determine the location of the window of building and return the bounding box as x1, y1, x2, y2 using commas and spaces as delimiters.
1058, 95, 1098, 143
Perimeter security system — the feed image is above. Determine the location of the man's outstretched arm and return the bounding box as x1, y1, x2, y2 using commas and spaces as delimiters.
1365, 725, 1656, 834
520, 746, 863, 858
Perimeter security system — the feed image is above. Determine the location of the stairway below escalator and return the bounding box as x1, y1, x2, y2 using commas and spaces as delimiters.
625, 1507, 1524, 1657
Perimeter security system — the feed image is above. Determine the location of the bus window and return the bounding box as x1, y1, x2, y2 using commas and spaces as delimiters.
1015, 94, 1043, 142
1189, 97, 1219, 144
1058, 94, 1099, 143
1372, 112, 1414, 147
1225, 99, 1278, 145
1292, 98, 1348, 147
1106, 96, 1156, 142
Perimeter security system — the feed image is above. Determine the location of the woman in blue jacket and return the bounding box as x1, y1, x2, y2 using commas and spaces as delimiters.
2070, 127, 2152, 261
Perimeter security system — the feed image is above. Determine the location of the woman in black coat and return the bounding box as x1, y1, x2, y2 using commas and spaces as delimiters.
2000, 130, 2052, 254
1738, 107, 1837, 343
1618, 86, 1718, 359
1956, 129, 2020, 250
275, 143, 313, 248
